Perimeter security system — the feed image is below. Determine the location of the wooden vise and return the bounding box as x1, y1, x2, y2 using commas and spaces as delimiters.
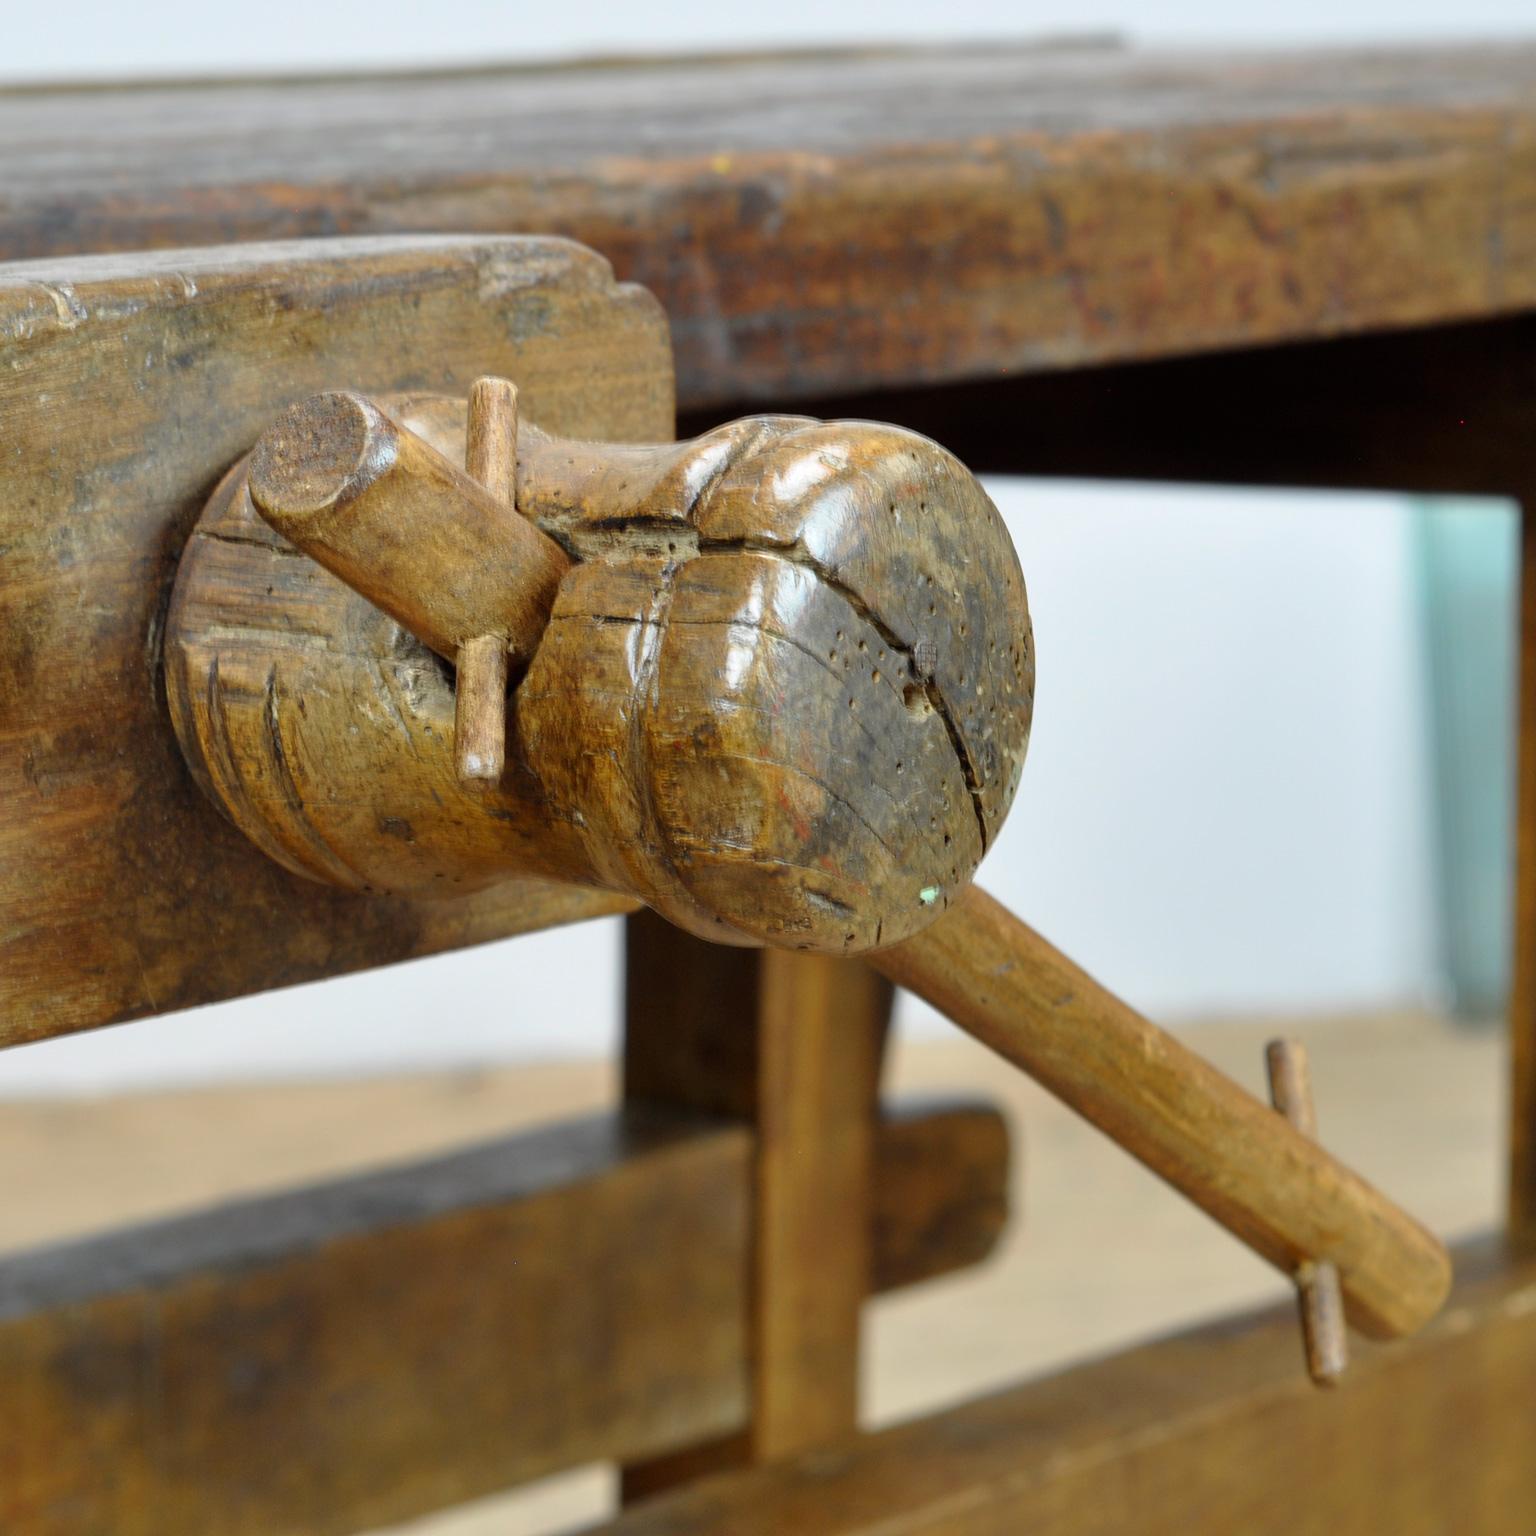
167, 376, 1448, 1345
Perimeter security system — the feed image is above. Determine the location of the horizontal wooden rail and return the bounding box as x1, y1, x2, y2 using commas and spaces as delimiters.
602, 1239, 1531, 1536
0, 1098, 1007, 1536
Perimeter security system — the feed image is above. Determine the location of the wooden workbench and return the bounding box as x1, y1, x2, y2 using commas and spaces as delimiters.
3, 40, 1535, 1536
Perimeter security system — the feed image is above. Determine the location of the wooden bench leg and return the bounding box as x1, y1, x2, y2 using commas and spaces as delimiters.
1511, 501, 1536, 1250
621, 912, 893, 1494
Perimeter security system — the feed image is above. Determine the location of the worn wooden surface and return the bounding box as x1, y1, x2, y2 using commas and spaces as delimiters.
0, 1097, 1006, 1536
593, 1241, 1535, 1536
621, 913, 894, 1495
247, 391, 571, 661
2, 45, 1535, 409
0, 236, 670, 1045
767, 313, 1536, 494
873, 886, 1452, 1339
175, 393, 1033, 950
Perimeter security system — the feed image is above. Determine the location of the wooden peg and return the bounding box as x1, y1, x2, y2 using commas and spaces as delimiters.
1265, 1038, 1350, 1385
454, 633, 509, 785
453, 377, 523, 785
248, 390, 568, 665
465, 375, 519, 504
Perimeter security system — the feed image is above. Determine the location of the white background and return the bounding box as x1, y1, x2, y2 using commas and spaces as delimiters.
2, 4, 1523, 1091
2, 2, 1534, 81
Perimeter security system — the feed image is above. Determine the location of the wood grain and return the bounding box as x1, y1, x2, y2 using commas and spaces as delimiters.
169, 374, 1442, 1342
0, 237, 669, 1045
873, 886, 1452, 1340
454, 632, 510, 785
594, 1241, 1536, 1536
621, 913, 895, 1494
248, 391, 570, 662
0, 1098, 1005, 1536
1, 45, 1533, 409
174, 403, 1033, 952
753, 951, 892, 1455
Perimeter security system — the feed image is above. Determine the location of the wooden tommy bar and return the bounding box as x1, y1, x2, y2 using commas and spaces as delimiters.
1, 37, 1534, 1536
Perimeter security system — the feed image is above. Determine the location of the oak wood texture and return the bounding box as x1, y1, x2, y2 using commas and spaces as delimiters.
872, 886, 1452, 1340
621, 914, 895, 1494
1266, 1038, 1349, 1386
247, 391, 570, 663
176, 392, 1033, 952
0, 236, 669, 1045
594, 1241, 1534, 1536
1, 45, 1534, 410
0, 1098, 1005, 1536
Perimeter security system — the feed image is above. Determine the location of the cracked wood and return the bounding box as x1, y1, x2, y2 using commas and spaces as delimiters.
173, 398, 1034, 954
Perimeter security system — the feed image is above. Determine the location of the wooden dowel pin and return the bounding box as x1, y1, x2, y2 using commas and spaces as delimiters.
455, 378, 522, 785
1265, 1038, 1350, 1386
248, 377, 565, 789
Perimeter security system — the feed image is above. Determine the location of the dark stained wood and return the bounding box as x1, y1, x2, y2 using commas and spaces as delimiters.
0, 1108, 742, 1536
624, 908, 762, 1120
0, 237, 670, 1045
720, 312, 1536, 495
874, 886, 1451, 1340
872, 1097, 1012, 1297
1, 44, 1534, 410
596, 1240, 1531, 1536
247, 390, 570, 664
0, 1098, 1007, 1536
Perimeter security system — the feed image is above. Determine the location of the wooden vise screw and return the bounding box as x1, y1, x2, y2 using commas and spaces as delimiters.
166, 380, 1451, 1353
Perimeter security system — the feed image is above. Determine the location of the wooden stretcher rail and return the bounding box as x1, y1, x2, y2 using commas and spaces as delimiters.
2, 43, 1534, 408
600, 1240, 1536, 1536
0, 1098, 1008, 1536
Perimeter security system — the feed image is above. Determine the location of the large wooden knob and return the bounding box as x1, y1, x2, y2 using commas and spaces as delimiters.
167, 385, 1033, 954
